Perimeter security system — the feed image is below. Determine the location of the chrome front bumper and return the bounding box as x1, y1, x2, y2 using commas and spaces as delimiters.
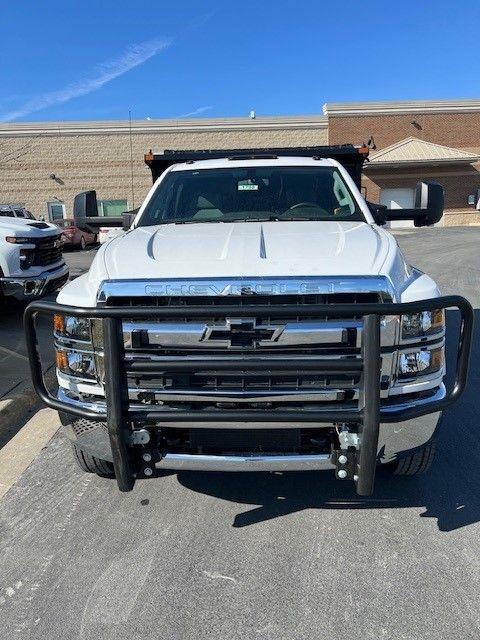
60, 384, 444, 469
155, 453, 334, 472
1, 262, 69, 299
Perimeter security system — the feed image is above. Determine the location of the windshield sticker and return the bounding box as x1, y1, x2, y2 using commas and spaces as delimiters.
238, 181, 258, 191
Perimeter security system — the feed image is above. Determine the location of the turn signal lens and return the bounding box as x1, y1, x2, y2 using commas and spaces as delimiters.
56, 350, 68, 370
54, 314, 65, 333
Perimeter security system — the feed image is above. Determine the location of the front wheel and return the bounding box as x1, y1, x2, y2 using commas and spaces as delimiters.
72, 444, 114, 477
80, 235, 86, 250
388, 440, 436, 476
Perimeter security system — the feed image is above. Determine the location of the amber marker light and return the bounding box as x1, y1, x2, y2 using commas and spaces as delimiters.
53, 314, 65, 334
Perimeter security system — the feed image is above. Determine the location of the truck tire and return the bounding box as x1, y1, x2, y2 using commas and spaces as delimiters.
72, 443, 114, 477
391, 440, 436, 476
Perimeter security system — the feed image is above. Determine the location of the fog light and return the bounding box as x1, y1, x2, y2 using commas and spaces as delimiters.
54, 315, 91, 341
56, 350, 96, 379
20, 249, 34, 269
398, 347, 443, 379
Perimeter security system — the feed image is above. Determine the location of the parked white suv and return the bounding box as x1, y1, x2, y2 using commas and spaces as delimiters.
24, 146, 472, 495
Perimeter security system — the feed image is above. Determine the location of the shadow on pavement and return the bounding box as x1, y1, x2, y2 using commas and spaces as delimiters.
0, 299, 55, 449
177, 309, 480, 532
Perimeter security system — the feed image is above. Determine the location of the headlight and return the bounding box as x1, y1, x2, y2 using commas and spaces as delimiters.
6, 236, 34, 244
54, 314, 91, 341
398, 347, 444, 379
56, 350, 96, 379
401, 309, 444, 339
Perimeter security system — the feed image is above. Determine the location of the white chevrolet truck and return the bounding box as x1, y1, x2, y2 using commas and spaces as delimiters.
25, 145, 472, 495
0, 214, 68, 300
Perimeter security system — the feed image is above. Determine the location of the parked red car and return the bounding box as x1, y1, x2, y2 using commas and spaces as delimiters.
54, 219, 96, 249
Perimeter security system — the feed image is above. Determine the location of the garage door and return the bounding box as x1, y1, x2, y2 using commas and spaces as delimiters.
379, 188, 415, 229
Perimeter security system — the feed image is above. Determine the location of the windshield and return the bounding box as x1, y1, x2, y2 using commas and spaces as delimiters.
55, 220, 74, 228
138, 166, 365, 226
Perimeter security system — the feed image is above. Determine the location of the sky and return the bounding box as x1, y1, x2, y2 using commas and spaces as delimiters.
0, 0, 478, 123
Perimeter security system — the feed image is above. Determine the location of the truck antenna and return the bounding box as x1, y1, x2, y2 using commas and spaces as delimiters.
129, 110, 135, 208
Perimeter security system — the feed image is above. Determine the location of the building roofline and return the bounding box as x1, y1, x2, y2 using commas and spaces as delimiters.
365, 157, 480, 168
323, 98, 480, 117
365, 136, 480, 167
0, 114, 328, 137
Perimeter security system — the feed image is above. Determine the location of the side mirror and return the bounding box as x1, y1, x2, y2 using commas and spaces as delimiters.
123, 212, 136, 231
73, 190, 98, 232
367, 201, 387, 225
73, 190, 98, 218
412, 182, 444, 227
72, 189, 125, 232
376, 182, 444, 227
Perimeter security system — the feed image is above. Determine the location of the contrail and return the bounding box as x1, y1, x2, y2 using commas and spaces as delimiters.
177, 106, 213, 119
0, 37, 172, 122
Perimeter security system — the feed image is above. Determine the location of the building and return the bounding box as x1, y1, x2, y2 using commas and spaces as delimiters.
325, 99, 480, 227
0, 99, 479, 226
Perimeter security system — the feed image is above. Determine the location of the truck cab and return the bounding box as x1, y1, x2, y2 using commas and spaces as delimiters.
24, 145, 472, 495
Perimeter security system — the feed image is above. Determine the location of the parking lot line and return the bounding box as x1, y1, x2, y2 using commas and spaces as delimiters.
0, 407, 60, 500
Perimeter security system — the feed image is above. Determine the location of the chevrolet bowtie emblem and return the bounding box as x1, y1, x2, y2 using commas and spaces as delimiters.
203, 317, 281, 348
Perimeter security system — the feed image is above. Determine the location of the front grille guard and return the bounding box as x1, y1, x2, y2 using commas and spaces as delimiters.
24, 296, 473, 496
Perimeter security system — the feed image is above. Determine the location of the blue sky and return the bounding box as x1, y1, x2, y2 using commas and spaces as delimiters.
0, 0, 478, 122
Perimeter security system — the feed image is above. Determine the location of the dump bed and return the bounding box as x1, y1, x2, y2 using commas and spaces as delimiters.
144, 144, 369, 189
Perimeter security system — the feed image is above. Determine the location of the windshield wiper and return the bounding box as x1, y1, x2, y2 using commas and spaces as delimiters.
173, 216, 281, 224
172, 219, 225, 225
230, 216, 281, 222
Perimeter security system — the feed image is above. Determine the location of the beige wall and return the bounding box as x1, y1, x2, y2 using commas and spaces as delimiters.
0, 120, 328, 217
2, 107, 480, 227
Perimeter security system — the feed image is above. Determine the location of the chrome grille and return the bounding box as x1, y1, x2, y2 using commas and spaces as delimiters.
92, 292, 394, 405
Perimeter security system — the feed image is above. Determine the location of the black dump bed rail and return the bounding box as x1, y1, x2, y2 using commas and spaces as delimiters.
72, 144, 369, 232
144, 144, 369, 189
24, 295, 472, 497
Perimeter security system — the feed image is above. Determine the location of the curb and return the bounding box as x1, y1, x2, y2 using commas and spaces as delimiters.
0, 365, 56, 430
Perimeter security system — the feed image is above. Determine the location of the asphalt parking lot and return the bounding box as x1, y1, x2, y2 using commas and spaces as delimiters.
0, 227, 479, 640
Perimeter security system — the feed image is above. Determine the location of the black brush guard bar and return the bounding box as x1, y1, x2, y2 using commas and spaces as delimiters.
24, 295, 473, 496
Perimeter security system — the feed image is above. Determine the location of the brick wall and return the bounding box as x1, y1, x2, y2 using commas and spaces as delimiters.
0, 123, 328, 217
328, 112, 480, 150
328, 110, 480, 225
364, 169, 480, 226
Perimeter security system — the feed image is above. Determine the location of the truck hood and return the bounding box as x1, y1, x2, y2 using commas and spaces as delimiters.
0, 217, 59, 236
101, 220, 392, 280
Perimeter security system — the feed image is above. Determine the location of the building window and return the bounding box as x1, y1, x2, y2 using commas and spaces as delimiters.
47, 201, 66, 221
97, 199, 128, 217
